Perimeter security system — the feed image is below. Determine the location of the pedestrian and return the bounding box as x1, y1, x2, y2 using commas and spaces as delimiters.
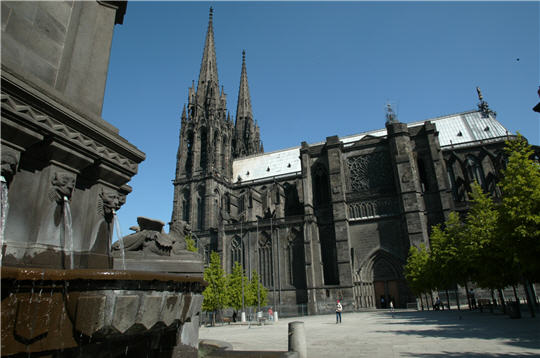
380, 295, 386, 309
469, 288, 477, 310
268, 307, 273, 321
434, 297, 442, 310
336, 299, 342, 324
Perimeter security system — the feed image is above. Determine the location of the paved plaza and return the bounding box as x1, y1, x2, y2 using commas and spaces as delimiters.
199, 309, 540, 357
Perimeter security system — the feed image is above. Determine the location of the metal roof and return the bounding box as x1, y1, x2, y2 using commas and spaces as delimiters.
231, 110, 510, 183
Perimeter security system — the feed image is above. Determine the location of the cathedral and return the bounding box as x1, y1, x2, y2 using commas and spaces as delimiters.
170, 9, 519, 314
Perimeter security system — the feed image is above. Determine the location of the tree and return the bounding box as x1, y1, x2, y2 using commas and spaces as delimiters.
246, 270, 268, 310
202, 251, 228, 325
498, 134, 540, 281
227, 261, 248, 312
498, 134, 540, 317
465, 182, 516, 290
404, 244, 432, 299
185, 234, 198, 253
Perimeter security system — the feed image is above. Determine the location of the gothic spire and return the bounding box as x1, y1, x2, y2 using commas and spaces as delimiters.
196, 7, 220, 103
236, 50, 253, 124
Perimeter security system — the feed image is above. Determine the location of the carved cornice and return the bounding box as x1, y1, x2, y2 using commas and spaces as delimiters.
1, 90, 142, 177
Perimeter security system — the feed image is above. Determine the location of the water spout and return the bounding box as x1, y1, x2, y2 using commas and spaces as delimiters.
63, 196, 74, 270
1, 176, 9, 264
112, 209, 126, 270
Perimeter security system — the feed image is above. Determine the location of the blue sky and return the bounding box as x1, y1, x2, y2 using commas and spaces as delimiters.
102, 1, 539, 238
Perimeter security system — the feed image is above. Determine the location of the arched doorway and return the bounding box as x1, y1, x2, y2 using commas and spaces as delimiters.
372, 256, 400, 309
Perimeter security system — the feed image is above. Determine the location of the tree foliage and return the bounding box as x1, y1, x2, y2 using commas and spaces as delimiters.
498, 134, 540, 281
246, 270, 268, 308
185, 234, 198, 253
227, 261, 248, 311
202, 251, 228, 315
404, 244, 432, 295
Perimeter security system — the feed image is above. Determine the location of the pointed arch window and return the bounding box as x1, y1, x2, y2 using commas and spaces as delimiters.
197, 186, 205, 230
258, 233, 273, 287
200, 127, 208, 171
182, 189, 190, 222
185, 131, 194, 175
222, 136, 227, 172
231, 236, 244, 271
466, 156, 485, 189
312, 164, 330, 206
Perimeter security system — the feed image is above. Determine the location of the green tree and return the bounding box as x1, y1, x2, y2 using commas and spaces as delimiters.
246, 270, 268, 309
202, 251, 228, 325
227, 261, 248, 312
498, 134, 540, 317
465, 182, 515, 289
498, 134, 540, 281
185, 234, 198, 253
404, 244, 432, 298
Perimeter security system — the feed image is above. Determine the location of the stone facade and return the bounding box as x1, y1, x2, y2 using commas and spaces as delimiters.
1, 1, 145, 269
173, 9, 532, 314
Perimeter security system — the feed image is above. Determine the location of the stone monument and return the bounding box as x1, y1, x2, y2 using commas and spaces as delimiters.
1, 2, 205, 357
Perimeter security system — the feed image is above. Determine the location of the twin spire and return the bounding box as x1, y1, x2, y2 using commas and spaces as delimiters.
188, 8, 262, 158
196, 7, 219, 103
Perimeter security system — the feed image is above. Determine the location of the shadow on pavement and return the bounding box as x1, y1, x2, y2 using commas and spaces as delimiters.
375, 310, 540, 350
401, 352, 540, 358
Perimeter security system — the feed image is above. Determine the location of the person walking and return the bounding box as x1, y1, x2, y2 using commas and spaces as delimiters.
336, 300, 343, 324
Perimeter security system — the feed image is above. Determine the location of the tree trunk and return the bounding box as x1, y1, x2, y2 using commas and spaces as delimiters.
465, 282, 472, 310
523, 280, 536, 318
429, 292, 435, 309
424, 293, 430, 310
455, 285, 461, 311
489, 289, 495, 314
498, 288, 506, 314
513, 285, 521, 317
529, 281, 539, 308
445, 290, 450, 311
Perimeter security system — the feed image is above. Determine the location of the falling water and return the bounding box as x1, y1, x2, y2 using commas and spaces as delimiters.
1, 176, 9, 264
63, 196, 74, 270
112, 209, 126, 270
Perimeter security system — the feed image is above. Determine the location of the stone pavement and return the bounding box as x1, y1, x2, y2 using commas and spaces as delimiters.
199, 309, 540, 357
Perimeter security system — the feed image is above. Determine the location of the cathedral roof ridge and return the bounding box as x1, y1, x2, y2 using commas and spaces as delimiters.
233, 144, 300, 163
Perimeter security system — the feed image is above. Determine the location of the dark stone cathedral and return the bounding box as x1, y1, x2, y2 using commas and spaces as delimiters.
170, 9, 520, 314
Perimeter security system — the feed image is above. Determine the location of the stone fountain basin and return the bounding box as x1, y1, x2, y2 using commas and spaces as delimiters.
1, 267, 206, 356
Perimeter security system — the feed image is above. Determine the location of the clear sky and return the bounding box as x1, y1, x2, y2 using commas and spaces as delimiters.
102, 1, 539, 238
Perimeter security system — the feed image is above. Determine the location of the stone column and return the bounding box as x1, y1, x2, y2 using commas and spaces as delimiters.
424, 121, 454, 220
386, 122, 430, 249
326, 136, 354, 302
288, 321, 307, 358
300, 142, 323, 314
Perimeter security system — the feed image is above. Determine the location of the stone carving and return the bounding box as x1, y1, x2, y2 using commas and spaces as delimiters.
1, 92, 138, 173
385, 103, 398, 123
219, 208, 238, 224
98, 189, 120, 216
348, 198, 398, 219
1, 150, 18, 184
48, 172, 75, 204
347, 152, 393, 192
112, 217, 192, 256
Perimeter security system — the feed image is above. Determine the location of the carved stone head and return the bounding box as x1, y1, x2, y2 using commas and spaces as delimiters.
1, 151, 18, 181
49, 172, 76, 204
99, 189, 120, 215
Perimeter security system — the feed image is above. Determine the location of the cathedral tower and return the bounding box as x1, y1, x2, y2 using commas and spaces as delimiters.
171, 8, 234, 232
233, 51, 263, 158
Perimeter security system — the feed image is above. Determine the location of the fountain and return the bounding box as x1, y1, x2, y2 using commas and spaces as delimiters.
1, 2, 205, 357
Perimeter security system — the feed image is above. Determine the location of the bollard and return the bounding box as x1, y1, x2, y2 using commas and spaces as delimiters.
288, 321, 307, 358
273, 311, 279, 322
